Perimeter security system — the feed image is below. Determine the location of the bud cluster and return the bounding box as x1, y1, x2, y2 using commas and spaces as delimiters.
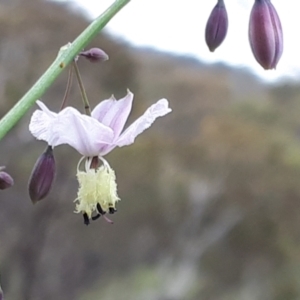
205, 0, 283, 70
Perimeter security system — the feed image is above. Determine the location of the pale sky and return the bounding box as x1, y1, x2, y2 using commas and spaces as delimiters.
63, 0, 299, 82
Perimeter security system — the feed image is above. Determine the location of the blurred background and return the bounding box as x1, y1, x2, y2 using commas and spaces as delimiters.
1, 0, 300, 299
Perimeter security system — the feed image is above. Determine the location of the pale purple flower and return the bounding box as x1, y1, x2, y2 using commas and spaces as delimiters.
29, 90, 171, 224
29, 90, 171, 157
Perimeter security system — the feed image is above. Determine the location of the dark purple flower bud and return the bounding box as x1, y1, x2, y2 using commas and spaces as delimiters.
28, 146, 55, 204
249, 0, 283, 70
79, 48, 109, 63
205, 0, 228, 52
0, 167, 14, 190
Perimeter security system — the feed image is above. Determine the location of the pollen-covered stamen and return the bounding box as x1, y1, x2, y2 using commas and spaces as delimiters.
75, 156, 120, 222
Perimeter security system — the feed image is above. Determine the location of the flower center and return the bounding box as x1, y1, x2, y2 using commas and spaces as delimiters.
75, 157, 120, 225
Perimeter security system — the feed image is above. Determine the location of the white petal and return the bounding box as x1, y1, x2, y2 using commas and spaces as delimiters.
29, 101, 59, 145
91, 91, 133, 138
115, 99, 171, 147
29, 103, 114, 156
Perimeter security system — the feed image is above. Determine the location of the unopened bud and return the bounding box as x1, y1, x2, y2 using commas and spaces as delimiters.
205, 0, 228, 52
28, 146, 55, 204
249, 0, 283, 70
0, 167, 14, 190
79, 48, 109, 63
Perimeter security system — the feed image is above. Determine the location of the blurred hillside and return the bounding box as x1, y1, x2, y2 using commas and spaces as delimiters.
1, 0, 300, 300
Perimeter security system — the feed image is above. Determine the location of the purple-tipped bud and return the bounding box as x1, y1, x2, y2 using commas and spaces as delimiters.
79, 48, 109, 63
0, 167, 14, 190
205, 0, 228, 52
28, 146, 55, 204
249, 0, 283, 70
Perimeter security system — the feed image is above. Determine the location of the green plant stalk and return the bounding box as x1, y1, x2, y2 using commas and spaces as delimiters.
0, 0, 131, 141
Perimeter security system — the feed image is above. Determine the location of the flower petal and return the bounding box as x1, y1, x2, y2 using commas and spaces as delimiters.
29, 101, 59, 145
54, 108, 114, 156
91, 95, 116, 122
115, 98, 171, 147
91, 90, 133, 138
30, 102, 114, 156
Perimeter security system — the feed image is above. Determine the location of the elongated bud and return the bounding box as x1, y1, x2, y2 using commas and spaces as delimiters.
28, 146, 55, 204
249, 0, 283, 70
79, 48, 109, 63
205, 0, 228, 52
0, 167, 14, 190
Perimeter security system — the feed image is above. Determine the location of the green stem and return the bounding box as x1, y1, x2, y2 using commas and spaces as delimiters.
0, 0, 131, 141
73, 61, 91, 115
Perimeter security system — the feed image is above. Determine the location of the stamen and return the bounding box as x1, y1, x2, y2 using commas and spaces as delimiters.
99, 156, 110, 168
75, 157, 120, 223
97, 203, 105, 215
109, 207, 117, 214
91, 214, 101, 221
83, 213, 90, 226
